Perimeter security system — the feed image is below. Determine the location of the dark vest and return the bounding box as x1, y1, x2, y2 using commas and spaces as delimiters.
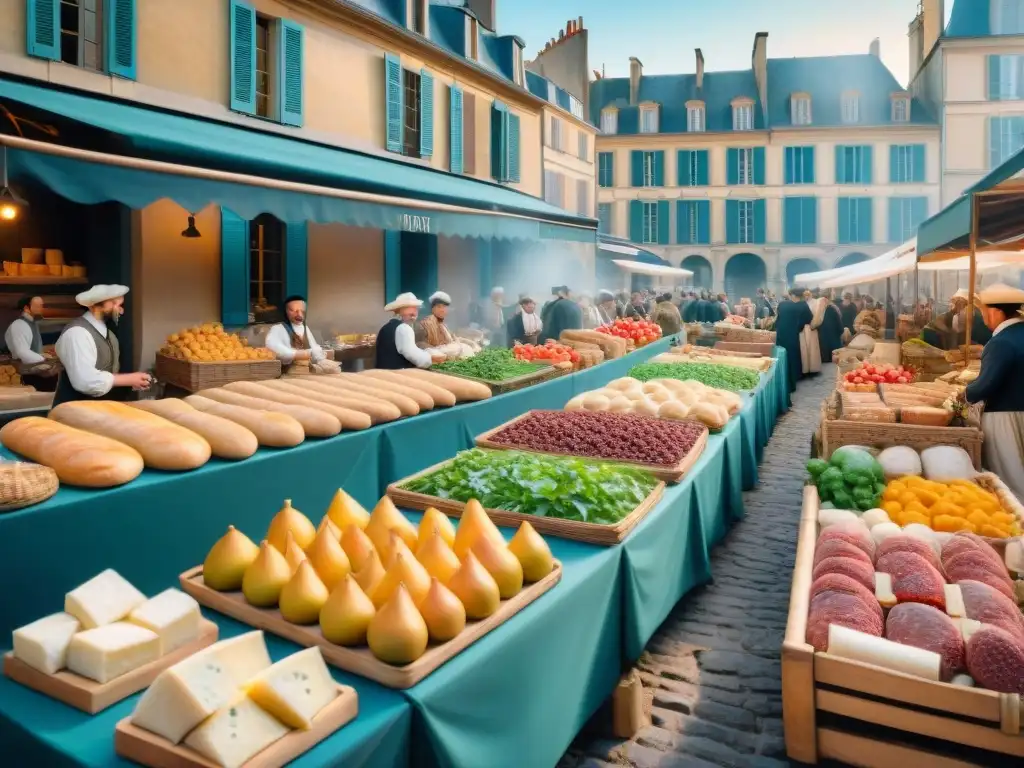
279, 323, 310, 374
375, 318, 416, 370
10, 315, 43, 373
53, 315, 120, 407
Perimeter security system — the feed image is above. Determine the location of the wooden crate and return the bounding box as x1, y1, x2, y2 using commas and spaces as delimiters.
714, 326, 777, 344
820, 418, 983, 469
783, 486, 1024, 766
437, 364, 560, 395
713, 341, 776, 357
155, 353, 281, 393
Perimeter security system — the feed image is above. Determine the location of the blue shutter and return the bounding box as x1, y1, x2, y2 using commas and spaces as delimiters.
888, 198, 901, 243
696, 150, 709, 186
278, 20, 304, 126
419, 69, 435, 158
860, 198, 874, 243
783, 198, 799, 244
26, 0, 59, 60
631, 151, 644, 187
784, 148, 794, 185
508, 113, 521, 183
678, 151, 692, 187
803, 197, 817, 244
753, 199, 766, 244
912, 144, 926, 182
385, 53, 403, 153
725, 200, 739, 244
990, 117, 1003, 169
220, 209, 250, 327
653, 151, 665, 187
105, 0, 137, 79
989, 56, 1001, 100
285, 222, 308, 300
676, 201, 691, 244
753, 147, 766, 185
803, 147, 815, 183
889, 145, 900, 183
229, 0, 257, 115
696, 201, 710, 244
835, 145, 846, 184
629, 200, 644, 243
912, 197, 928, 232
838, 198, 850, 244
491, 102, 508, 181
860, 146, 874, 184
726, 148, 739, 185
449, 85, 464, 173
657, 201, 670, 244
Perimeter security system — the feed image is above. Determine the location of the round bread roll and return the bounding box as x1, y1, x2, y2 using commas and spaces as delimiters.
565, 395, 585, 411
633, 397, 659, 417
647, 388, 673, 404
606, 378, 640, 393
608, 396, 634, 413
581, 393, 611, 412
658, 401, 690, 420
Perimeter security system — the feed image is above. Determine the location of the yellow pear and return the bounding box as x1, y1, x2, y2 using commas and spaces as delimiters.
367, 583, 428, 665
266, 499, 316, 553
364, 496, 418, 556
317, 515, 341, 540
306, 525, 351, 591
447, 552, 501, 619
279, 561, 329, 625
372, 550, 431, 608
283, 531, 307, 574
242, 541, 292, 607
471, 534, 523, 599
354, 549, 386, 596
508, 521, 555, 582
320, 575, 376, 646
415, 528, 461, 584
341, 524, 376, 571
417, 508, 456, 550
453, 499, 505, 560
203, 525, 260, 591
326, 489, 370, 531
418, 577, 466, 643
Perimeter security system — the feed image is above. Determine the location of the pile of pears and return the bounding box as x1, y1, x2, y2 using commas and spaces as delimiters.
202, 490, 555, 666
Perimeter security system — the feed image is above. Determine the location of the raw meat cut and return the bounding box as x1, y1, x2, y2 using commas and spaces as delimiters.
813, 538, 874, 570
810, 573, 882, 621
966, 625, 1024, 694
812, 556, 876, 594
941, 533, 1004, 574
943, 549, 1014, 599
885, 603, 965, 681
806, 590, 884, 652
876, 535, 944, 574
958, 580, 1024, 641
818, 523, 875, 561
875, 552, 946, 609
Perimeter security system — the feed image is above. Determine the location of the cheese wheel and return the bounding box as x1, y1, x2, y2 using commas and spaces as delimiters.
358, 369, 457, 407
223, 382, 372, 431
346, 372, 434, 410
48, 401, 211, 471
0, 416, 144, 487
197, 389, 341, 438
399, 369, 492, 401
184, 395, 304, 448
128, 400, 258, 460
311, 376, 421, 416
262, 379, 401, 423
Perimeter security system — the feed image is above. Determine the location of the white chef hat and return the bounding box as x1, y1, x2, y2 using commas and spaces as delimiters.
978, 283, 1024, 305
76, 284, 129, 307
490, 286, 505, 296
429, 291, 452, 306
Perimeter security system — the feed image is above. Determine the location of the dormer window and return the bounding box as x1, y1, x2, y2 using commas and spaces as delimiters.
992, 0, 1024, 35
639, 104, 660, 134
841, 91, 860, 124
686, 100, 705, 132
601, 108, 618, 135
732, 98, 754, 131
547, 82, 557, 103
569, 95, 584, 120
791, 93, 812, 126
513, 43, 524, 86
891, 94, 911, 123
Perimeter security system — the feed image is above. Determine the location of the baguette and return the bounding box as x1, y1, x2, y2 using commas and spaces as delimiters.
184, 395, 305, 447
0, 416, 144, 487
197, 389, 341, 438
223, 381, 372, 430
48, 401, 211, 471
260, 379, 401, 423
398, 368, 492, 401
358, 369, 457, 407
313, 375, 422, 416
128, 399, 258, 460
346, 372, 435, 410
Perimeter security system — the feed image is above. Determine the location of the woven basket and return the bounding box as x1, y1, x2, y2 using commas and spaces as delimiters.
901, 341, 953, 376
820, 417, 983, 468
0, 461, 58, 512
944, 345, 983, 364
155, 353, 282, 393
714, 325, 777, 344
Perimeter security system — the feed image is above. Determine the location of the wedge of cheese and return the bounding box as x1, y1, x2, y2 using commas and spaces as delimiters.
184, 694, 289, 768
12, 612, 81, 674
65, 569, 146, 629
128, 588, 201, 656
244, 647, 338, 729
66, 622, 160, 683
130, 631, 272, 744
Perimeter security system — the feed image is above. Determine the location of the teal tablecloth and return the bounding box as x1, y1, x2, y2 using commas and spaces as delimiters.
0, 615, 410, 768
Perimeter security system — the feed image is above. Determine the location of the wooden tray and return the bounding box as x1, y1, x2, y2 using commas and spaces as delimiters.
180, 563, 561, 689
782, 486, 1024, 765
387, 458, 665, 545
474, 411, 708, 484
438, 364, 560, 395
114, 683, 357, 768
2, 619, 218, 714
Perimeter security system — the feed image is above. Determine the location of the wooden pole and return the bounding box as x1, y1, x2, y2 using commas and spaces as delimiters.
965, 193, 978, 368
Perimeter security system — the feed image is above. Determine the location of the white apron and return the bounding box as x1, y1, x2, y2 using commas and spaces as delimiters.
800, 298, 824, 374
981, 411, 1024, 502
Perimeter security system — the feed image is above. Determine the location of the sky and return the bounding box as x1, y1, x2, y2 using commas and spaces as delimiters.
500, 0, 957, 86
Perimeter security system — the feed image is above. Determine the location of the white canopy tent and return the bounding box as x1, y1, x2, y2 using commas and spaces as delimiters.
791, 239, 916, 286
613, 259, 694, 278
815, 251, 1022, 290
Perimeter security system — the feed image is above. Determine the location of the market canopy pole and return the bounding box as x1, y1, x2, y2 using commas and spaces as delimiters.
965, 192, 978, 366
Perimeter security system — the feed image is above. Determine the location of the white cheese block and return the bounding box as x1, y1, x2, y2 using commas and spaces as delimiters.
184, 693, 289, 768
66, 622, 160, 683
65, 569, 147, 629
130, 631, 272, 744
128, 588, 201, 656
944, 584, 966, 619
12, 612, 81, 674
244, 647, 338, 729
874, 572, 897, 609
827, 624, 941, 681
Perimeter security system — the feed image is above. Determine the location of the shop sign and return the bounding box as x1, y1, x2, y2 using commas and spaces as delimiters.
399, 213, 432, 233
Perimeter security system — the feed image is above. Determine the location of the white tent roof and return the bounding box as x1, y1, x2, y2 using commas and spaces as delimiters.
792, 240, 916, 286
613, 259, 694, 278
816, 251, 1022, 290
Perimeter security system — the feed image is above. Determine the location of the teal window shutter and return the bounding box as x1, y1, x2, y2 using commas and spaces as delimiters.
657, 201, 670, 244
449, 85, 464, 173
804, 147, 815, 183
838, 198, 850, 244
278, 20, 304, 127
220, 208, 250, 327
508, 113, 521, 183
889, 145, 900, 183
105, 0, 137, 79
835, 145, 846, 184
803, 197, 817, 243
676, 201, 691, 244
696, 150, 709, 185
989, 56, 1001, 100
887, 198, 901, 243
285, 222, 308, 299
753, 199, 766, 244
912, 145, 925, 182
911, 197, 928, 231
783, 197, 800, 244
860, 198, 873, 243
726, 148, 739, 185
26, 0, 59, 60
989, 117, 1002, 168
784, 147, 795, 184
385, 53, 403, 153
860, 146, 873, 184
653, 151, 665, 187
629, 200, 644, 242
678, 151, 692, 187
753, 147, 766, 185
696, 200, 710, 244
419, 69, 435, 157
490, 102, 508, 181
725, 200, 739, 244
631, 150, 644, 187
229, 0, 257, 115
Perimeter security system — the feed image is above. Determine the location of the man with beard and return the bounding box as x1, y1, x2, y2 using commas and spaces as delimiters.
4, 294, 59, 391
415, 291, 456, 348
375, 293, 445, 369
265, 295, 326, 375
52, 284, 151, 406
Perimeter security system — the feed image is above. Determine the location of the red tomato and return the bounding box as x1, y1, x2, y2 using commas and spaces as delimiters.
853, 376, 864, 384
896, 376, 908, 383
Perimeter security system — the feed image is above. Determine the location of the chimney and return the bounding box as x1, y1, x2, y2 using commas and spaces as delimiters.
869, 38, 881, 58
695, 49, 705, 91
921, 0, 944, 57
751, 33, 768, 123
908, 9, 924, 77
629, 57, 643, 105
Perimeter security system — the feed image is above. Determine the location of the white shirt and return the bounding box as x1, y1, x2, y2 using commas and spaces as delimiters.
55, 312, 115, 397
993, 317, 1023, 337
4, 315, 45, 364
522, 311, 542, 335
265, 323, 325, 364
395, 321, 433, 368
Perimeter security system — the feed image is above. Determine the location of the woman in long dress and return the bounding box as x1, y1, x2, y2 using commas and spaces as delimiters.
800, 291, 823, 376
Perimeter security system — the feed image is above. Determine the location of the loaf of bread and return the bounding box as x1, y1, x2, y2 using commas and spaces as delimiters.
313, 376, 421, 416
49, 401, 212, 471
263, 379, 401, 423
0, 416, 144, 487
899, 406, 953, 427
222, 381, 372, 430
359, 369, 457, 407
128, 399, 258, 460
345, 372, 435, 410
399, 368, 492, 401
197, 388, 342, 438
184, 395, 305, 447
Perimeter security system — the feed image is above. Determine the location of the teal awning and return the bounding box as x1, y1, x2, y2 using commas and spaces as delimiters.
0, 78, 596, 243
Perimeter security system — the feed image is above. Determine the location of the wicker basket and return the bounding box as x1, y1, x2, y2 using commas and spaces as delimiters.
901, 341, 953, 377
0, 461, 58, 512
155, 353, 282, 393
714, 325, 777, 344
944, 345, 983, 364
820, 416, 983, 468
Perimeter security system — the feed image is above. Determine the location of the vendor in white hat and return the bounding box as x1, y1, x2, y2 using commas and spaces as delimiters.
415, 291, 455, 349
52, 284, 151, 407
964, 283, 1024, 498
375, 293, 445, 370
950, 288, 993, 346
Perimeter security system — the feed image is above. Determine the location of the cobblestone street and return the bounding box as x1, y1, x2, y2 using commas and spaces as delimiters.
560, 367, 837, 768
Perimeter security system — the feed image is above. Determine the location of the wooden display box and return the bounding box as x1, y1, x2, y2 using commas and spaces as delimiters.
713, 340, 775, 357
783, 486, 1024, 766
155, 353, 282, 393
820, 417, 983, 470
438, 364, 560, 395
